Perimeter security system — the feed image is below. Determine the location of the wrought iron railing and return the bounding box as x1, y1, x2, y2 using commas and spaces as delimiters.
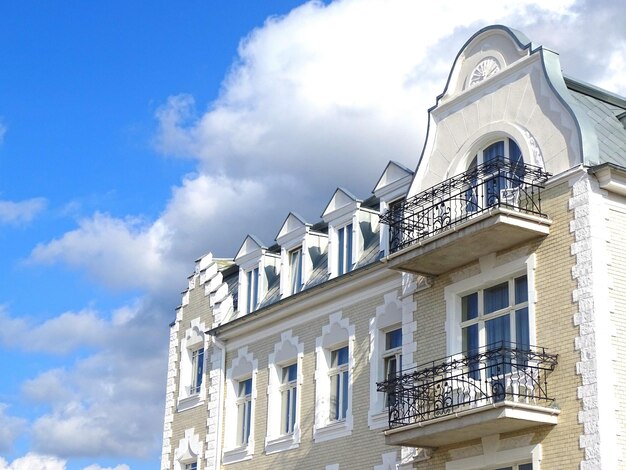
376, 342, 558, 429
381, 158, 551, 253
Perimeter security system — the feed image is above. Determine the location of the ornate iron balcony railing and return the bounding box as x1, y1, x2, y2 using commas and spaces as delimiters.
380, 158, 551, 254
376, 342, 558, 429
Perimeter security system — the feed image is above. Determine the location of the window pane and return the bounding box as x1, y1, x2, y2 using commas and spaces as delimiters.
463, 324, 479, 379
385, 328, 402, 349
486, 314, 510, 347
515, 275, 528, 304
341, 369, 349, 419
290, 249, 302, 293
338, 227, 345, 275
484, 282, 509, 314
462, 292, 478, 321
484, 141, 504, 161
283, 363, 297, 383
346, 223, 353, 272
330, 374, 339, 420
516, 307, 530, 348
332, 346, 348, 366
519, 464, 533, 470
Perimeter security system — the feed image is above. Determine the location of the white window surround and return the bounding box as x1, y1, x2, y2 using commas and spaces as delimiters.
173, 428, 202, 470
265, 331, 303, 455
445, 254, 537, 356
314, 311, 355, 442
335, 222, 354, 276
178, 319, 207, 411
223, 347, 257, 465
368, 290, 417, 430
374, 451, 399, 470
445, 436, 541, 470
245, 266, 260, 314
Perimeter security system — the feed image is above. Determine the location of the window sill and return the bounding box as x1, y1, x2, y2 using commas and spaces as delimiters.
313, 417, 352, 443
177, 394, 203, 412
223, 445, 253, 465
264, 432, 300, 454
368, 409, 389, 430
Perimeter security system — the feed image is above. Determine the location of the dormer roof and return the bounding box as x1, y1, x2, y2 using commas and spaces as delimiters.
234, 234, 266, 262
373, 161, 414, 200
321, 187, 361, 223
276, 212, 311, 246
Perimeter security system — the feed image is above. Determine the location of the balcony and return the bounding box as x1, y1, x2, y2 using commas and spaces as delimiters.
376, 342, 559, 449
381, 158, 551, 275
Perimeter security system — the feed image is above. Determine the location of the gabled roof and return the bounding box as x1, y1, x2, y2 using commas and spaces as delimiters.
234, 234, 266, 261
276, 212, 310, 242
373, 161, 414, 198
321, 187, 361, 221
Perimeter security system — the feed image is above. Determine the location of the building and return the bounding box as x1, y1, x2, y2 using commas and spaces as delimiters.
161, 25, 626, 470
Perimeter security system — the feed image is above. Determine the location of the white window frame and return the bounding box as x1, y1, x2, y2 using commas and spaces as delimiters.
236, 378, 253, 446
190, 347, 204, 395
336, 223, 353, 276
289, 247, 303, 294
314, 312, 354, 442
445, 255, 537, 357
245, 266, 260, 314
329, 346, 349, 421
178, 320, 206, 411
173, 428, 202, 470
223, 347, 257, 464
368, 290, 415, 430
265, 331, 303, 454
382, 328, 402, 408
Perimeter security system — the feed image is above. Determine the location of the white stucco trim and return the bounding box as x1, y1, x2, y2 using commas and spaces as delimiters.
223, 347, 258, 464
313, 311, 355, 442
570, 173, 618, 468
368, 289, 416, 429
173, 428, 203, 470
265, 330, 304, 454
445, 438, 540, 470
444, 254, 537, 356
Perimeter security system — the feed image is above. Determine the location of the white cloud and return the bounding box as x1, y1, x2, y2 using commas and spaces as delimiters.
0, 198, 46, 226
0, 307, 108, 355
18, 0, 626, 465
83, 465, 129, 470
0, 453, 66, 470
0, 404, 26, 453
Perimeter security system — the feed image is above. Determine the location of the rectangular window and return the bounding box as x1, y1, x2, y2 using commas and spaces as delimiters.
289, 248, 303, 294
461, 275, 529, 379
191, 348, 204, 394
246, 267, 259, 313
383, 328, 402, 408
388, 199, 404, 251
236, 378, 253, 446
329, 346, 349, 421
280, 363, 298, 435
337, 224, 353, 275
184, 463, 197, 470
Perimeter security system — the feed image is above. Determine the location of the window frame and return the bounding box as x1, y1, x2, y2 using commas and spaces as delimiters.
329, 346, 349, 422
245, 266, 260, 314
289, 247, 303, 294
236, 378, 253, 446
444, 255, 536, 359
190, 347, 204, 395
336, 223, 353, 276
382, 328, 402, 408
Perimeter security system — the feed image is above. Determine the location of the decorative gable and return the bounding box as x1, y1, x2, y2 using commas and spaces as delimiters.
276, 212, 310, 248
321, 187, 360, 224
373, 161, 413, 203
235, 235, 265, 267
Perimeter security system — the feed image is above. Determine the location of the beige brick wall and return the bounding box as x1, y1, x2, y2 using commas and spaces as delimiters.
608, 200, 626, 466
219, 280, 405, 470
407, 180, 585, 469
168, 279, 215, 469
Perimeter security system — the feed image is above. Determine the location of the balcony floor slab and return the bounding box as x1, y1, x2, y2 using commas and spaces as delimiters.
383, 401, 559, 449
386, 209, 551, 276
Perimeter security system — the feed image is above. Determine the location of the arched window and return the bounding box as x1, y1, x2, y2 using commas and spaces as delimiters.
466, 138, 524, 213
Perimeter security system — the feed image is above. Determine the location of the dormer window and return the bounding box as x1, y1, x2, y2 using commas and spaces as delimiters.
289, 248, 303, 294
246, 267, 259, 313
337, 224, 353, 275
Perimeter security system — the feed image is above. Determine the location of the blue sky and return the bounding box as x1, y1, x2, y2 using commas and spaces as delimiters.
1, 1, 625, 469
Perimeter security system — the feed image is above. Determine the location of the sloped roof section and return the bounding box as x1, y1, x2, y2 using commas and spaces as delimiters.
566, 77, 626, 167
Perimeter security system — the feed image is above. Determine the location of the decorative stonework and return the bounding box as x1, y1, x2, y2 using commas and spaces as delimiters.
570, 174, 617, 469
469, 57, 501, 86
523, 129, 545, 168
161, 320, 180, 470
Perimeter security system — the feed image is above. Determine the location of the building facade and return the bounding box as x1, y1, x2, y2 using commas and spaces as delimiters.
161, 25, 626, 469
